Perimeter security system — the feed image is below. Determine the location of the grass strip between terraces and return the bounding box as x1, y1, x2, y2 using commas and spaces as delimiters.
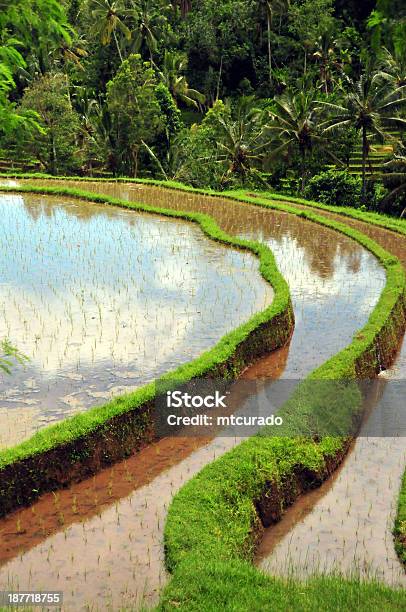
248, 189, 406, 237
0, 184, 293, 496
158, 557, 406, 611
0, 171, 405, 236
395, 469, 406, 567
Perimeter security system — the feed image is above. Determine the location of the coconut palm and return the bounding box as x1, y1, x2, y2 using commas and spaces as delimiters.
57, 36, 88, 71
312, 30, 341, 94
319, 73, 406, 202
378, 47, 406, 88
130, 0, 171, 64
267, 88, 334, 191
212, 96, 272, 182
158, 51, 205, 108
89, 0, 131, 63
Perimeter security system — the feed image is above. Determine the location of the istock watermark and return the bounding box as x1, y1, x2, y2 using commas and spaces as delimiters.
154, 378, 286, 437
153, 378, 406, 438
166, 413, 283, 428
166, 390, 229, 409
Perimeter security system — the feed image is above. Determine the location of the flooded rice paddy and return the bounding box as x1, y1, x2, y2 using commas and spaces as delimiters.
257, 401, 406, 587
0, 192, 273, 448
26, 180, 387, 377
0, 180, 392, 610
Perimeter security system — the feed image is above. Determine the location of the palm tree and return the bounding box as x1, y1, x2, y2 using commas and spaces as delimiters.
319, 73, 406, 202
158, 51, 205, 108
212, 96, 272, 182
75, 94, 112, 174
378, 47, 406, 88
89, 0, 131, 63
267, 88, 333, 191
130, 0, 170, 64
312, 30, 341, 94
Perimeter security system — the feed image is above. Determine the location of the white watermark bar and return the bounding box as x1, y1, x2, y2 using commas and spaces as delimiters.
153, 378, 406, 438
0, 592, 63, 607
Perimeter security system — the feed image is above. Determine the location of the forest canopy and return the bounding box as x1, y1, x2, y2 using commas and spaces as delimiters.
1, 0, 406, 214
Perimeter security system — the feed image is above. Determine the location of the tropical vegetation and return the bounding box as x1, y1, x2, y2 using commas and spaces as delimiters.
1, 1, 406, 213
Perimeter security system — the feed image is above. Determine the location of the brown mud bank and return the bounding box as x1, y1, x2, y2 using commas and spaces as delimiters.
254, 439, 352, 532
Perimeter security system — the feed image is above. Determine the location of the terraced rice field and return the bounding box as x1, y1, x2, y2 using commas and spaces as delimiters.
1, 180, 401, 610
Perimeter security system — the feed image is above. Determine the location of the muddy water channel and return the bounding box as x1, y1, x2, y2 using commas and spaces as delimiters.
0, 181, 388, 609
0, 192, 273, 448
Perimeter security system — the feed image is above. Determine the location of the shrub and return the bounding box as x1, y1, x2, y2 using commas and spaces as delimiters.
304, 169, 362, 207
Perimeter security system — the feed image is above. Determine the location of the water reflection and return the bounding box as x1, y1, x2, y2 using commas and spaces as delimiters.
44, 181, 385, 378
0, 193, 272, 447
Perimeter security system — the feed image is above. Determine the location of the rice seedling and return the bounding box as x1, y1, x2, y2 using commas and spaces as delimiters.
0, 191, 273, 448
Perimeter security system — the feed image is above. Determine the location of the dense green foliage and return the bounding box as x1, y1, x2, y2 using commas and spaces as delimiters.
12, 74, 82, 174
106, 53, 164, 175
0, 0, 71, 133
304, 169, 363, 207
1, 1, 406, 214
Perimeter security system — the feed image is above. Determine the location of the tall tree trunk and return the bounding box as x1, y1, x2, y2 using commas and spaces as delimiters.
322, 62, 328, 94
180, 0, 191, 18
113, 30, 124, 63
132, 146, 139, 178
65, 73, 72, 107
300, 149, 306, 193
50, 132, 57, 175
216, 55, 223, 101
361, 125, 368, 204
267, 11, 272, 85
